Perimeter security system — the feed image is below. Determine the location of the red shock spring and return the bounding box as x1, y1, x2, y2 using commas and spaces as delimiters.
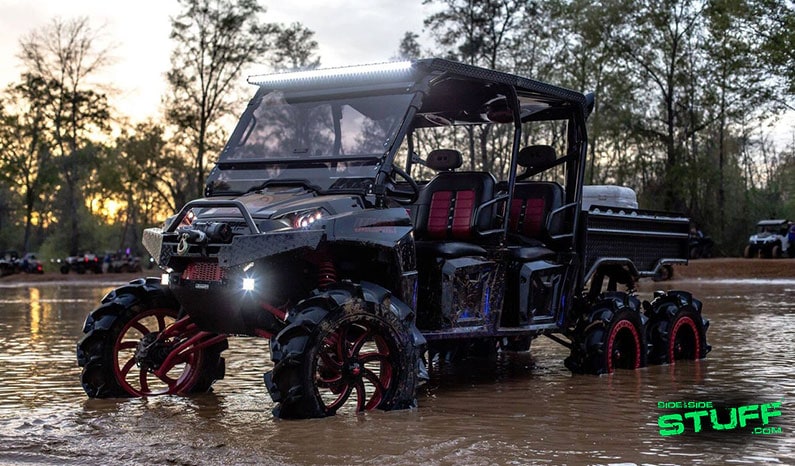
318, 258, 337, 289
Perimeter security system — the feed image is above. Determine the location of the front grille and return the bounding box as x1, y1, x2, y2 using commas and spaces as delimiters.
182, 262, 224, 281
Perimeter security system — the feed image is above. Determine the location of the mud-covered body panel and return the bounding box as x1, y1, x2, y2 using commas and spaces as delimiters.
144, 197, 419, 335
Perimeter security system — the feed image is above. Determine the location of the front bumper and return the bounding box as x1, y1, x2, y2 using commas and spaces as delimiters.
143, 228, 324, 335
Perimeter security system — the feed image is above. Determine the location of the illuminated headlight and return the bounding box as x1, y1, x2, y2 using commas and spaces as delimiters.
161, 273, 170, 285
242, 277, 255, 291
294, 210, 323, 229
281, 208, 325, 229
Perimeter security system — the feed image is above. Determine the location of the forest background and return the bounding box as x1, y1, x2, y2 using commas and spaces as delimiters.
0, 0, 793, 263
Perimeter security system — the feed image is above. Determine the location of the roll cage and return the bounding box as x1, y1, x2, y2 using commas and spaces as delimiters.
208, 58, 591, 245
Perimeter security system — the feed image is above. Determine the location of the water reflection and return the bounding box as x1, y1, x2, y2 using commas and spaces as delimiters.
0, 280, 792, 465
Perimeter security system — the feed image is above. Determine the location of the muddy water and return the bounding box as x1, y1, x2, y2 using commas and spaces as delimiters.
0, 278, 793, 465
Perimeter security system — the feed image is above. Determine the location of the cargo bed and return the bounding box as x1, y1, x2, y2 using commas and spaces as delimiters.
582, 206, 690, 281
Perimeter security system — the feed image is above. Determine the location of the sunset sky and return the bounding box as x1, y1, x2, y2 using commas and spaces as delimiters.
0, 0, 429, 122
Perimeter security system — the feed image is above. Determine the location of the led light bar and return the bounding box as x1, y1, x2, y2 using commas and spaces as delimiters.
247, 61, 415, 87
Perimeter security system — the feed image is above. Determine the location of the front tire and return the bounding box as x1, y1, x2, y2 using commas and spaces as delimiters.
265, 282, 425, 419
76, 278, 228, 398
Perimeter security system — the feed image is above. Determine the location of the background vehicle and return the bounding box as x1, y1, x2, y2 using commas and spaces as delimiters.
103, 252, 142, 273
789, 223, 795, 257
77, 60, 710, 419
18, 253, 44, 274
743, 219, 790, 258
0, 251, 19, 276
689, 231, 713, 259
60, 253, 103, 274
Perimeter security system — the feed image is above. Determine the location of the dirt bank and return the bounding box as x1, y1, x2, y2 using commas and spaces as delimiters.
672, 257, 794, 280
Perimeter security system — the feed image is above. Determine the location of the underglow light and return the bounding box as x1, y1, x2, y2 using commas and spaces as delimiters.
161, 273, 170, 286
248, 61, 413, 86
242, 277, 255, 292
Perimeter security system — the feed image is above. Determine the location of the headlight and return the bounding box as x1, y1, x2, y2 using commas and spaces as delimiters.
242, 277, 255, 291
279, 208, 326, 229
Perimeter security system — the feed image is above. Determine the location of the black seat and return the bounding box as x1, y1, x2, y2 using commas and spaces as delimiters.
509, 181, 564, 245
506, 145, 564, 249
413, 149, 496, 258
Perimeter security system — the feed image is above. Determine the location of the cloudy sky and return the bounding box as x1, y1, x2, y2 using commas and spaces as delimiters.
0, 0, 432, 121
1, 1, 792, 143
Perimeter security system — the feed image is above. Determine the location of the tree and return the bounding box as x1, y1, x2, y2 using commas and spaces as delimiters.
396, 31, 423, 60
0, 75, 58, 252
166, 0, 278, 198
99, 122, 187, 250
270, 22, 320, 71
423, 0, 528, 69
16, 17, 112, 255
423, 0, 531, 172
747, 0, 795, 98
605, 0, 714, 211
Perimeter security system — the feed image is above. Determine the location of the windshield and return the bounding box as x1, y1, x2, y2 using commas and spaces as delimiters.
221, 91, 414, 162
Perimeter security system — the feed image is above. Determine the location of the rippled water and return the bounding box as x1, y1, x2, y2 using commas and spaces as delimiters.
0, 278, 793, 465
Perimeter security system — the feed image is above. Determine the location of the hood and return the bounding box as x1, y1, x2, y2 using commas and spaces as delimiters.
194, 186, 362, 220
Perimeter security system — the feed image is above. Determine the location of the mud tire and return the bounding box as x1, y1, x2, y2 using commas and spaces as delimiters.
265, 281, 425, 419
565, 292, 646, 375
76, 277, 228, 398
645, 290, 710, 365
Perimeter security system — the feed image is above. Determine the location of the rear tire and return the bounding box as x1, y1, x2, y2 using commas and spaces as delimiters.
645, 290, 709, 365
76, 278, 228, 397
565, 292, 646, 375
265, 281, 425, 419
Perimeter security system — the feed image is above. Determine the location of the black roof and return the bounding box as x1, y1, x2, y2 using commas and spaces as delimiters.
247, 58, 590, 122
414, 58, 587, 107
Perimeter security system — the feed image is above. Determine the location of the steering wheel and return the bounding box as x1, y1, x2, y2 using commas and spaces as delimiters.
386, 165, 420, 204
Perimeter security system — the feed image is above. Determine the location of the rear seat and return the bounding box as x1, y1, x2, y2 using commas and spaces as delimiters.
502, 145, 565, 260
508, 181, 564, 247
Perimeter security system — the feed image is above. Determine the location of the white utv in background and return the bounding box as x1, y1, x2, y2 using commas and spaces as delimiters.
581, 185, 639, 211
744, 219, 791, 258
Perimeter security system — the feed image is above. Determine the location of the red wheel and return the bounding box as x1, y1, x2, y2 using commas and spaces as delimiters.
112, 308, 212, 396
668, 314, 701, 362
266, 282, 423, 419
645, 291, 710, 365
606, 318, 642, 372
565, 292, 646, 375
314, 319, 397, 412
77, 278, 227, 398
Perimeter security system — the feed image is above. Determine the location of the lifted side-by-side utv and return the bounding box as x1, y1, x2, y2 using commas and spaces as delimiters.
77, 59, 710, 419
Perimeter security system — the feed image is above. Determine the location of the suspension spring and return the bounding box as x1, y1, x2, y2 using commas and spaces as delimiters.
318, 259, 337, 290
